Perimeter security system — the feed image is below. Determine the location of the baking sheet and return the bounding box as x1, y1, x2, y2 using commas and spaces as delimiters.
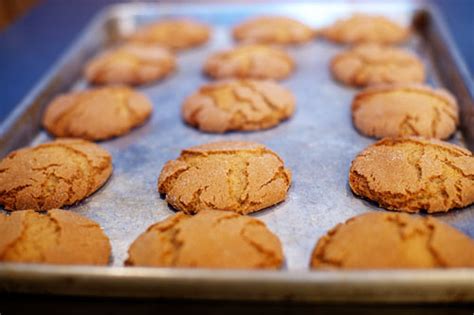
1, 1, 474, 301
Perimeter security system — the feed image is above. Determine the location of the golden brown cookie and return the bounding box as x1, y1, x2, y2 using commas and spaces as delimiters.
322, 14, 409, 45
125, 210, 283, 269
233, 16, 315, 45
204, 45, 295, 80
158, 141, 291, 214
349, 137, 474, 213
0, 139, 112, 211
310, 212, 474, 269
84, 43, 176, 86
0, 209, 111, 265
331, 44, 425, 87
352, 84, 459, 139
182, 79, 295, 133
43, 86, 153, 141
128, 19, 210, 50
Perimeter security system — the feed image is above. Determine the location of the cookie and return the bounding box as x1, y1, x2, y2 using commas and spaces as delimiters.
233, 16, 315, 45
330, 44, 425, 87
352, 84, 458, 139
204, 45, 295, 80
349, 137, 474, 213
0, 209, 111, 265
0, 139, 112, 211
158, 141, 291, 214
125, 210, 283, 269
322, 14, 409, 45
128, 19, 210, 50
182, 79, 295, 133
43, 86, 153, 141
310, 212, 474, 269
84, 43, 176, 86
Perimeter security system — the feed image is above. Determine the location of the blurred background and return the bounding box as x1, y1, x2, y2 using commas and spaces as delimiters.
0, 0, 473, 123
0, 0, 36, 30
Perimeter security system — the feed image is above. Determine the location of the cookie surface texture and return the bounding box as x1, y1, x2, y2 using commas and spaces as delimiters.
349, 137, 474, 213
311, 212, 474, 269
126, 210, 283, 269
233, 16, 315, 45
331, 44, 425, 87
0, 139, 112, 211
182, 79, 295, 133
43, 86, 153, 141
158, 141, 292, 214
322, 14, 409, 45
0, 209, 111, 265
204, 45, 295, 80
352, 84, 458, 139
84, 43, 176, 85
129, 19, 210, 50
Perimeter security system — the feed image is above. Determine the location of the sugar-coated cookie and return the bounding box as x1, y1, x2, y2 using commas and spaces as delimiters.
0, 139, 112, 211
158, 141, 291, 214
0, 209, 111, 265
349, 137, 474, 213
311, 212, 474, 269
322, 14, 409, 45
352, 84, 458, 139
204, 45, 295, 80
233, 16, 315, 45
128, 19, 210, 50
331, 44, 425, 87
125, 210, 283, 269
182, 79, 295, 133
84, 43, 176, 86
43, 86, 153, 141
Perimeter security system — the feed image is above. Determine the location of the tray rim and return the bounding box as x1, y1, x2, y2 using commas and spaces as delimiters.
1, 1, 474, 303
1, 264, 474, 302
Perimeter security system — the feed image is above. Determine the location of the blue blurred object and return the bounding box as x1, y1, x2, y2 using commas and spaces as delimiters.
0, 0, 472, 123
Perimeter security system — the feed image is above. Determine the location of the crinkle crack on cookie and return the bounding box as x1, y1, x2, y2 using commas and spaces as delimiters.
352, 84, 459, 139
84, 43, 176, 86
331, 44, 425, 87
204, 44, 295, 80
0, 209, 111, 265
43, 86, 153, 141
128, 19, 210, 50
0, 139, 112, 211
182, 79, 295, 133
125, 210, 283, 269
322, 14, 409, 45
158, 141, 292, 214
233, 16, 315, 45
311, 212, 474, 269
349, 137, 474, 213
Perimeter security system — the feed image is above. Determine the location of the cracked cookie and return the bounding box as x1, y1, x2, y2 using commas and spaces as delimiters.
352, 84, 459, 139
0, 209, 111, 265
0, 139, 112, 211
84, 43, 176, 86
158, 141, 292, 214
330, 44, 425, 87
310, 212, 474, 269
182, 79, 295, 133
322, 14, 409, 45
349, 137, 474, 213
125, 209, 283, 269
233, 16, 315, 45
43, 86, 153, 141
204, 45, 295, 80
128, 19, 210, 50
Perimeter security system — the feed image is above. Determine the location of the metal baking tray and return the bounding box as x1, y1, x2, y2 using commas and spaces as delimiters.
1, 1, 474, 303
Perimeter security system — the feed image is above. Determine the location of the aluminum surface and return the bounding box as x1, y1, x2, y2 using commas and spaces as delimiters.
0, 2, 474, 302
